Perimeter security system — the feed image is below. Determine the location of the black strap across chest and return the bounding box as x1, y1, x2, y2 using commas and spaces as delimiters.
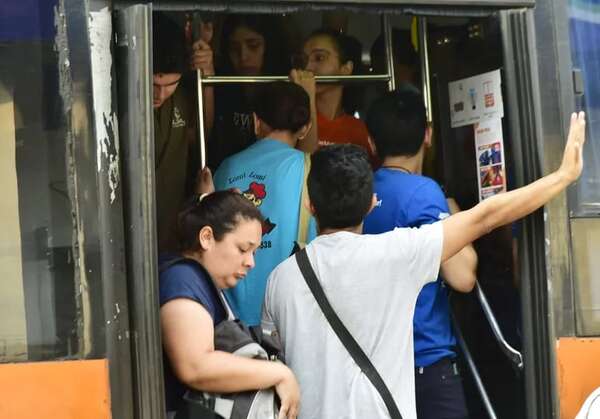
295, 248, 403, 419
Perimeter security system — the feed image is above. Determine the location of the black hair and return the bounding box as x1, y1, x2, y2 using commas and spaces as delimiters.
307, 144, 373, 230
177, 191, 264, 252
220, 14, 291, 75
304, 28, 365, 114
254, 81, 310, 133
153, 13, 187, 75
366, 85, 427, 159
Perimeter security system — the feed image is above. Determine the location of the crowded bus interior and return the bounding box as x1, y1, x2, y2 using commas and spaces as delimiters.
4, 0, 600, 416
148, 9, 524, 419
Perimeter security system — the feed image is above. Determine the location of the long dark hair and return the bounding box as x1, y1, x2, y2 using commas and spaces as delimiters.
219, 14, 291, 75
177, 191, 264, 252
304, 28, 366, 114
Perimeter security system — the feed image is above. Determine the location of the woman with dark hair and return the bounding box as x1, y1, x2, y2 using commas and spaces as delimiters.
219, 14, 290, 76
159, 190, 300, 418
204, 14, 301, 170
213, 81, 317, 326
297, 28, 377, 166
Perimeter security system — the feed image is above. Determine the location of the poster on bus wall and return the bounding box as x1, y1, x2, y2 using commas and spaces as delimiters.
475, 118, 507, 201
448, 69, 504, 128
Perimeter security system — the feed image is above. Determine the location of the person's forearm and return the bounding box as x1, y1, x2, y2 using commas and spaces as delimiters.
441, 244, 478, 292
478, 171, 568, 232
179, 350, 286, 393
297, 99, 319, 153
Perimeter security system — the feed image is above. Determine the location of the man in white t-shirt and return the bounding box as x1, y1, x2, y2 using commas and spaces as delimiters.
262, 112, 585, 419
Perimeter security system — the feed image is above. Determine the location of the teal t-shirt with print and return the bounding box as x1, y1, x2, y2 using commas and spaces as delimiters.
214, 139, 317, 325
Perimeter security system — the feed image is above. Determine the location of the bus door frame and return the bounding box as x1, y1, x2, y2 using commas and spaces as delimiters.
112, 2, 569, 419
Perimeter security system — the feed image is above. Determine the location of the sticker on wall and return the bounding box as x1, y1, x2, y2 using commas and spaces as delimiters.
449, 69, 504, 128
475, 118, 507, 201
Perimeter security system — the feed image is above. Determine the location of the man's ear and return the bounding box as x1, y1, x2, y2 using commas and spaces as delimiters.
298, 121, 313, 141
252, 113, 260, 137
424, 126, 433, 149
340, 60, 354, 76
307, 198, 316, 215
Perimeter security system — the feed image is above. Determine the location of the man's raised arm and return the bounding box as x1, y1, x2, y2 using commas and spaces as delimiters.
441, 112, 586, 263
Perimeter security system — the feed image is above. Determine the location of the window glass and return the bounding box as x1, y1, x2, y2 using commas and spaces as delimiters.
569, 0, 600, 216
0, 0, 78, 362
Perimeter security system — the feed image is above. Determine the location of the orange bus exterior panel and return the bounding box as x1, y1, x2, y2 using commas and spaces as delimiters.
557, 337, 600, 419
0, 359, 111, 419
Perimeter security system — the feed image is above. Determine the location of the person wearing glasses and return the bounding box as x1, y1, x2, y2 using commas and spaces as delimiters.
295, 28, 378, 166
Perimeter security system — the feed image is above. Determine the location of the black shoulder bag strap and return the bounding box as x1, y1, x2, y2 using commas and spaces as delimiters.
295, 248, 403, 419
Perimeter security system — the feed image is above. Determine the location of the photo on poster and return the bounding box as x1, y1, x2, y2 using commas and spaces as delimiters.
478, 142, 502, 167
474, 118, 506, 201
480, 164, 504, 188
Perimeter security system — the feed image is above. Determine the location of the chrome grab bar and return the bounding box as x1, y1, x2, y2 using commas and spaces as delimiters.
475, 281, 524, 370
199, 74, 391, 85
195, 13, 398, 168
452, 314, 499, 419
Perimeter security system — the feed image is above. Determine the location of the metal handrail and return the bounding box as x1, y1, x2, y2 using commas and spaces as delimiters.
200, 74, 391, 84
474, 281, 524, 370
418, 17, 433, 124
195, 13, 398, 168
452, 314, 499, 419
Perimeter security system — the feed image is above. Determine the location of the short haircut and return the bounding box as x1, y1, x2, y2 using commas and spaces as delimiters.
308, 145, 373, 230
366, 85, 427, 159
254, 81, 310, 133
177, 191, 264, 252
153, 13, 187, 75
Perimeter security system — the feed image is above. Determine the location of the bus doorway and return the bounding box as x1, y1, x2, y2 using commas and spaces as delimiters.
116, 4, 547, 419
424, 15, 527, 419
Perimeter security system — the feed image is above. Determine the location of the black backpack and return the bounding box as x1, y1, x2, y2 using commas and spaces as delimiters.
159, 257, 282, 419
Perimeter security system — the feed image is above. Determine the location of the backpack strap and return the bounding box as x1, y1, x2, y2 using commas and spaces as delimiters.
294, 248, 403, 419
296, 153, 312, 249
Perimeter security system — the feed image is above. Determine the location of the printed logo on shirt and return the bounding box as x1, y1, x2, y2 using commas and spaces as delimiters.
233, 112, 253, 131
172, 107, 186, 128
318, 139, 335, 146
243, 182, 266, 207
242, 181, 277, 239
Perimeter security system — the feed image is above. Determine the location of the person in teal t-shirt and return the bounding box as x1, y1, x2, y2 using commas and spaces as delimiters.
214, 81, 317, 325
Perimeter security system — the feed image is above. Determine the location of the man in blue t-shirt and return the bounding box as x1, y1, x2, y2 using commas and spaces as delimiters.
364, 86, 478, 419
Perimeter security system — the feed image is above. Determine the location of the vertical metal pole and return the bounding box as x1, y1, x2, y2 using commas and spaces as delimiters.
452, 315, 499, 419
383, 14, 396, 92
115, 4, 166, 419
418, 17, 433, 123
197, 69, 206, 169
